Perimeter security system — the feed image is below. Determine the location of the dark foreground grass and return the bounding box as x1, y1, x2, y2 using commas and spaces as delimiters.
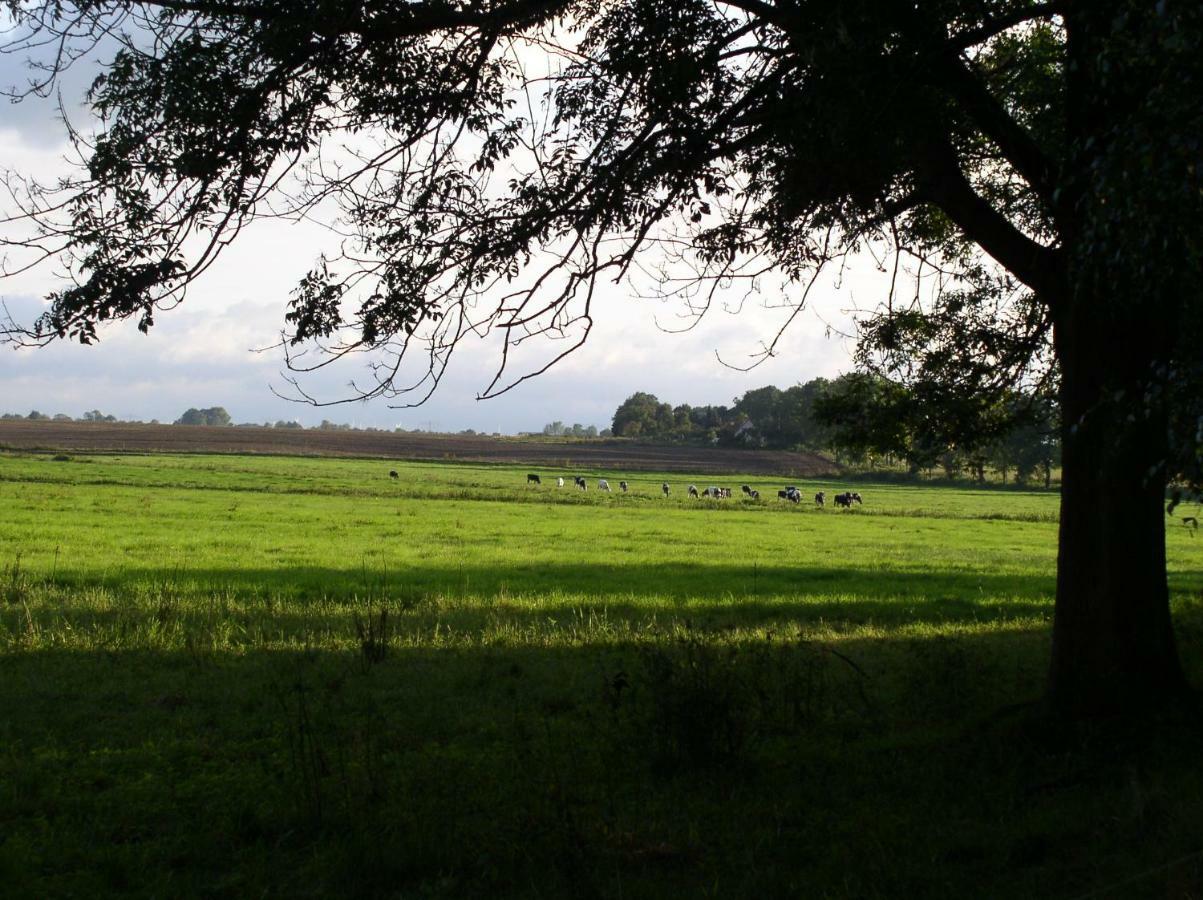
2, 451, 1203, 898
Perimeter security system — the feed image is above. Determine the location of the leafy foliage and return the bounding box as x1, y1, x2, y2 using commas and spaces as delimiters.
1, 0, 1074, 402
173, 406, 232, 426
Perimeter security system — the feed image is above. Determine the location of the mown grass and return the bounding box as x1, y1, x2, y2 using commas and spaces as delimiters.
1, 450, 1202, 898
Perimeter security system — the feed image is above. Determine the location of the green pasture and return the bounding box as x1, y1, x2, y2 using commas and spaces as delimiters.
1, 451, 1202, 898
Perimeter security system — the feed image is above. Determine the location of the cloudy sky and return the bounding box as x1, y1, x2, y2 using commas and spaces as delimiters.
0, 37, 886, 434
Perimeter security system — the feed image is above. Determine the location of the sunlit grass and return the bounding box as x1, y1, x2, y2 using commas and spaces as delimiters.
1, 451, 1202, 898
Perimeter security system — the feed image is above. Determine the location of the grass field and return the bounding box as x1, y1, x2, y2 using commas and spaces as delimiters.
2, 451, 1202, 898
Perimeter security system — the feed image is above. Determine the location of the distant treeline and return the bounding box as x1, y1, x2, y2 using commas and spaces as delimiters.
0, 407, 503, 437
611, 375, 1060, 485
538, 421, 612, 438
3, 409, 131, 424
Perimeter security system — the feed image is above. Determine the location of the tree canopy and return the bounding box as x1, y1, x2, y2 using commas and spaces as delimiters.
174, 406, 232, 426
2, 1, 1201, 715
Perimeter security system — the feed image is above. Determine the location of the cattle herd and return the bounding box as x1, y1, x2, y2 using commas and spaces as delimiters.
516, 473, 864, 508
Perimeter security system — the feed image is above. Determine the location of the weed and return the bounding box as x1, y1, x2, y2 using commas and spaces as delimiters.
3, 554, 28, 606
354, 606, 390, 668
273, 677, 329, 827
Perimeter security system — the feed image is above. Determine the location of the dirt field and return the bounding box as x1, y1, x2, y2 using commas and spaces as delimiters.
0, 420, 836, 476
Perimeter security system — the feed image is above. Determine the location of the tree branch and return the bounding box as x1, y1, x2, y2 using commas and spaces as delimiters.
920, 142, 1064, 305
950, 2, 1065, 50
942, 55, 1061, 215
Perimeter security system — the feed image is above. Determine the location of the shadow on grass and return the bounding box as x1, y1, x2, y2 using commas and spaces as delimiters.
6, 560, 1203, 898
3, 615, 1203, 900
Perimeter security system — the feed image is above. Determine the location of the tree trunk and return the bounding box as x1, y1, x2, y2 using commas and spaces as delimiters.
1045, 3, 1191, 717
1047, 314, 1188, 716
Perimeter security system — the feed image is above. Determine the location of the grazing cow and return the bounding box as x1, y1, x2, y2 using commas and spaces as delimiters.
527, 473, 541, 485
599, 479, 611, 492
834, 492, 854, 508
619, 481, 629, 492
574, 476, 588, 491
557, 477, 565, 488
749, 489, 760, 500
389, 470, 399, 480
721, 487, 732, 498
851, 492, 863, 504
689, 484, 700, 498
777, 489, 790, 500
662, 483, 670, 497
786, 488, 801, 504
741, 484, 752, 496
814, 491, 826, 507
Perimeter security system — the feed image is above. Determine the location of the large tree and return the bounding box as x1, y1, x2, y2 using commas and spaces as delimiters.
1, 1, 1200, 715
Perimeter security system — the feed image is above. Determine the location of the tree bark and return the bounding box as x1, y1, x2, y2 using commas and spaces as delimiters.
1047, 308, 1189, 716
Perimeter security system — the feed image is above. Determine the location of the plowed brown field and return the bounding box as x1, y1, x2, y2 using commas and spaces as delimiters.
0, 420, 836, 476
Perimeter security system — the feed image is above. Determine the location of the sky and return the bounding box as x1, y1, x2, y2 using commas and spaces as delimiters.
0, 34, 885, 434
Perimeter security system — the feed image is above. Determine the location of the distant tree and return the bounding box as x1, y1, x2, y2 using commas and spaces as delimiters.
52, 413, 73, 421
779, 380, 831, 451
274, 420, 303, 429
82, 409, 116, 422
985, 394, 1060, 486
612, 393, 666, 438
175, 407, 231, 426
733, 386, 785, 446
814, 375, 912, 468
26, 410, 49, 421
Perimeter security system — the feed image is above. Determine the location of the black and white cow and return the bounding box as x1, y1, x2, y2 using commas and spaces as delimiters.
557, 477, 565, 488
527, 473, 541, 485
598, 479, 611, 492
619, 481, 629, 493
662, 483, 670, 497
689, 484, 700, 498
389, 470, 399, 480
741, 484, 753, 496
574, 476, 588, 491
814, 491, 826, 507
